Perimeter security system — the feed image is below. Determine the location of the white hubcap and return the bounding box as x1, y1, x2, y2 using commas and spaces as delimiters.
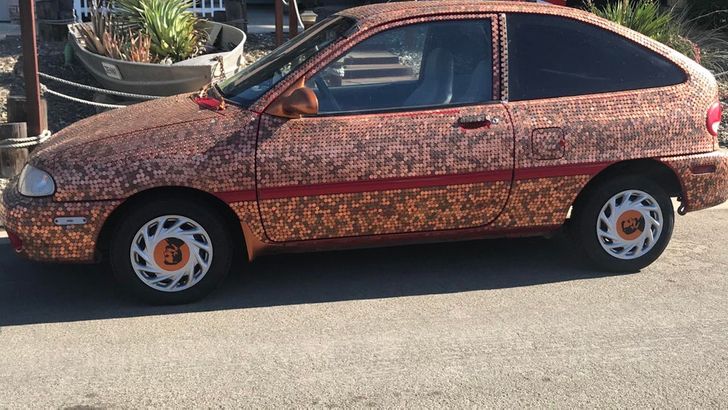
596, 190, 663, 260
130, 215, 213, 292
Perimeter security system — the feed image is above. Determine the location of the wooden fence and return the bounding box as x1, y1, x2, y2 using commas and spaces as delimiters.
72, 0, 226, 20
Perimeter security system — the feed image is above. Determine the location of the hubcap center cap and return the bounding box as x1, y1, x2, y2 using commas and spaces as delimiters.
616, 210, 646, 241
153, 237, 191, 272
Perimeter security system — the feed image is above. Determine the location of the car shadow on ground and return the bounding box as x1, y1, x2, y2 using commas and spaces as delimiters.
0, 232, 630, 326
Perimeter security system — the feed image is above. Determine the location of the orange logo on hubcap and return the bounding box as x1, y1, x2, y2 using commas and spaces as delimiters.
616, 210, 646, 241
153, 238, 190, 271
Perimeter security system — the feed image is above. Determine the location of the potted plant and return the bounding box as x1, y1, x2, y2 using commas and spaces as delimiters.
68, 0, 247, 96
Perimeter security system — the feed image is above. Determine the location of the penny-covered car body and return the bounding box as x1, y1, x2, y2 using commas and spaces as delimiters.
2, 1, 727, 303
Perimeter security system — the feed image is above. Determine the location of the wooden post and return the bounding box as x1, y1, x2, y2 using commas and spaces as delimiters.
18, 0, 44, 137
58, 0, 74, 18
241, 0, 248, 33
37, 0, 73, 41
288, 1, 298, 39
0, 123, 30, 179
36, 0, 57, 41
212, 10, 227, 22
35, 0, 59, 21
225, 0, 247, 32
275, 0, 284, 46
7, 95, 49, 133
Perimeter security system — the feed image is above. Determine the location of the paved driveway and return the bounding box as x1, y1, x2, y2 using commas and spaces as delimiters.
0, 204, 727, 407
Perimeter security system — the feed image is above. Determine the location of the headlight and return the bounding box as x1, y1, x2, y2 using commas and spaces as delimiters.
18, 164, 56, 197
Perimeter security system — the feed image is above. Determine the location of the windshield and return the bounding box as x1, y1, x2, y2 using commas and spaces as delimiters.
219, 16, 356, 106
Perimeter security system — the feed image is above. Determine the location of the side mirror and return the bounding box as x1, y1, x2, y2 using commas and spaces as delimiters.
267, 86, 319, 119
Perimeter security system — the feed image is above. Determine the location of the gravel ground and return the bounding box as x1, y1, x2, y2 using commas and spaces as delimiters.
719, 80, 728, 146
0, 36, 98, 130
243, 32, 276, 63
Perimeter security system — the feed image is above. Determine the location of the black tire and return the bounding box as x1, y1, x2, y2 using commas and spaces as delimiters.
109, 196, 233, 304
572, 175, 674, 272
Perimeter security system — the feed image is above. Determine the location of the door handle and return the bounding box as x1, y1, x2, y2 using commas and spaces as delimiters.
458, 114, 500, 130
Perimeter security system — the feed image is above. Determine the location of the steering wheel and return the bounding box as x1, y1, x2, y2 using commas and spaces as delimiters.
314, 76, 342, 112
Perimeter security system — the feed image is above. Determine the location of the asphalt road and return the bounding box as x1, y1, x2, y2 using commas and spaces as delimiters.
0, 204, 727, 408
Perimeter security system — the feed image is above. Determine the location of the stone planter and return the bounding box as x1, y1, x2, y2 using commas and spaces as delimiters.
68, 21, 247, 97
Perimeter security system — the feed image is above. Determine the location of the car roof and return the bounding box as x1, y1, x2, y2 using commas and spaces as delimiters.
337, 0, 574, 26
331, 0, 698, 74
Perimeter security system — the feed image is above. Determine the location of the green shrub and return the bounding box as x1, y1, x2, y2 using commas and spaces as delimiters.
585, 0, 695, 59
684, 0, 728, 33
585, 0, 728, 82
114, 0, 207, 63
682, 26, 728, 79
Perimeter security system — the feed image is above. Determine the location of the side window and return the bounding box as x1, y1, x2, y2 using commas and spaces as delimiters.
308, 19, 494, 114
507, 14, 687, 101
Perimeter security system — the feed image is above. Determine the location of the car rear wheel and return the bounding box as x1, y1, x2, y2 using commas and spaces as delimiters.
109, 197, 233, 304
572, 175, 674, 272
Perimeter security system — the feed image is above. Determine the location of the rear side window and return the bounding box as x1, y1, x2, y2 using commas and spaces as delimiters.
507, 14, 686, 101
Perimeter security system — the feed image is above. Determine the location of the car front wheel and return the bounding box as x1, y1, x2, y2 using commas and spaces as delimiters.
573, 175, 675, 272
109, 197, 233, 304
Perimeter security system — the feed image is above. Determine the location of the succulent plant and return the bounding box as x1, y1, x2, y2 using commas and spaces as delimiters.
127, 30, 153, 63
114, 0, 208, 63
73, 0, 153, 63
72, 0, 111, 56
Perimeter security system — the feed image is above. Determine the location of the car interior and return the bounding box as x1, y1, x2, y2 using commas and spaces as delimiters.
308, 20, 494, 114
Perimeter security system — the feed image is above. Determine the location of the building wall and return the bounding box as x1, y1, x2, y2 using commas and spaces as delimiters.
0, 0, 10, 22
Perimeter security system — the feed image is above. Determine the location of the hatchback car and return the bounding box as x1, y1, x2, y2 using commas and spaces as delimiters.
2, 1, 726, 304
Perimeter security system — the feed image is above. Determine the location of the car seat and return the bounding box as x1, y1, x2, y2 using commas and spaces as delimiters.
403, 48, 454, 107
458, 59, 492, 103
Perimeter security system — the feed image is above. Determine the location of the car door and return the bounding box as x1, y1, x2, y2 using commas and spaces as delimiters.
256, 16, 514, 242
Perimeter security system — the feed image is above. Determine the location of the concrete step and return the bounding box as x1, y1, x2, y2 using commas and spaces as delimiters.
341, 74, 418, 86
344, 51, 400, 65
344, 63, 413, 79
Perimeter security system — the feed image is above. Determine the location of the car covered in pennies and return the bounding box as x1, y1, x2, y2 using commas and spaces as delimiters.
1, 0, 727, 304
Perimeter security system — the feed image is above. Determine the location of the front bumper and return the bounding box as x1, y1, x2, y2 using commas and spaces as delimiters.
1, 180, 120, 263
661, 150, 728, 213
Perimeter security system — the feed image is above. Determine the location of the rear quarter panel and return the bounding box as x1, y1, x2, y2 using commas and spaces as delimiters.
496, 6, 719, 228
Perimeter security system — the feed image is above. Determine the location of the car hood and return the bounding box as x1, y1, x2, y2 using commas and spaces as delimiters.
34, 95, 226, 155
31, 94, 261, 202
